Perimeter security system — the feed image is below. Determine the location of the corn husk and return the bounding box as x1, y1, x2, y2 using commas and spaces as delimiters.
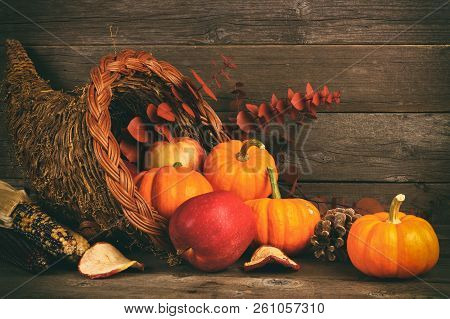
0, 180, 29, 229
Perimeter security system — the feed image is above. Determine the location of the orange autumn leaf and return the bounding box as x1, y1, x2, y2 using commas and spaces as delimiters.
221, 54, 237, 69
201, 82, 218, 101
305, 82, 314, 98
333, 91, 341, 104
245, 103, 259, 116
291, 92, 304, 110
154, 124, 173, 142
146, 103, 159, 123
120, 139, 139, 163
186, 82, 199, 99
236, 111, 256, 133
320, 85, 330, 97
170, 86, 182, 101
287, 88, 295, 100
221, 70, 232, 81
157, 103, 175, 122
275, 99, 285, 113
190, 69, 206, 86
258, 102, 273, 122
270, 94, 278, 108
190, 69, 217, 101
312, 92, 320, 106
182, 103, 195, 118
213, 75, 222, 88
127, 117, 150, 143
326, 93, 333, 104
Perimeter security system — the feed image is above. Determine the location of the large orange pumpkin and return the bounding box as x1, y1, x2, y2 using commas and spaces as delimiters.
144, 137, 206, 171
136, 163, 213, 219
347, 194, 439, 278
203, 139, 277, 201
245, 167, 320, 256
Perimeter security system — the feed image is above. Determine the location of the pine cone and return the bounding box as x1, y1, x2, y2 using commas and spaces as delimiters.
311, 207, 361, 261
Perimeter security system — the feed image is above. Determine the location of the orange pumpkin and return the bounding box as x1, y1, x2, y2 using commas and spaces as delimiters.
245, 167, 320, 255
347, 194, 439, 278
144, 137, 206, 171
203, 139, 277, 201
137, 163, 213, 219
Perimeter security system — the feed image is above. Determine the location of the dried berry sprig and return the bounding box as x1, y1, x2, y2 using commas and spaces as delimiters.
236, 83, 341, 133
209, 54, 237, 90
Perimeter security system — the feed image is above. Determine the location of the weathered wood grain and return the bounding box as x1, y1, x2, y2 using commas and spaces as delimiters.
1, 45, 449, 112
0, 255, 448, 298
0, 0, 449, 45
289, 113, 450, 182
1, 110, 449, 222
226, 112, 450, 183
1, 112, 449, 182
292, 183, 450, 225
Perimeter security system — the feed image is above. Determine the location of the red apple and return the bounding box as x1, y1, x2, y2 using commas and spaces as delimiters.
169, 191, 256, 272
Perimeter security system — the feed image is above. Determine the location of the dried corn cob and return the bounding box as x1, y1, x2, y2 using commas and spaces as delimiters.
11, 203, 90, 259
0, 228, 54, 273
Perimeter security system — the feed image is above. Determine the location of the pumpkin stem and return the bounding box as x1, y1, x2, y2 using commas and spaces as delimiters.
173, 162, 183, 168
236, 139, 266, 162
388, 194, 405, 224
267, 167, 281, 199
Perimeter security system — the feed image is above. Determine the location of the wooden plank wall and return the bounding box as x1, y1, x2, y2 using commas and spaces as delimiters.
0, 1, 449, 225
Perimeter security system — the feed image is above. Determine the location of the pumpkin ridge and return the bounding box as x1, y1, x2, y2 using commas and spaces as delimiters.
222, 160, 236, 191
412, 220, 437, 275
267, 200, 278, 249
395, 223, 404, 278
228, 163, 243, 198
367, 222, 393, 277
289, 200, 304, 253
275, 199, 287, 252
360, 221, 382, 277
257, 199, 270, 245
396, 221, 422, 277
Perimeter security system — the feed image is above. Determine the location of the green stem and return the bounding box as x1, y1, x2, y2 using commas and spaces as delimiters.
388, 194, 405, 224
235, 139, 266, 162
173, 162, 183, 168
267, 167, 281, 199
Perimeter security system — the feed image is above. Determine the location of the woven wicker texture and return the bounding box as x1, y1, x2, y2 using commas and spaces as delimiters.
3, 39, 228, 250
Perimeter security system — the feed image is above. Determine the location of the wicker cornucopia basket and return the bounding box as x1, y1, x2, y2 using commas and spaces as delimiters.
2, 39, 229, 251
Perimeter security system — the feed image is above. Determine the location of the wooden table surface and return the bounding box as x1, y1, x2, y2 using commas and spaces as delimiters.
1, 253, 449, 299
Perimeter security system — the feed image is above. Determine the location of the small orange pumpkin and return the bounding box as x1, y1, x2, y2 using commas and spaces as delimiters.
245, 167, 320, 256
347, 194, 439, 278
144, 137, 206, 171
137, 163, 213, 219
203, 139, 277, 201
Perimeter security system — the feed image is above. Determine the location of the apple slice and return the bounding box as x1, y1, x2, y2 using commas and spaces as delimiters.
244, 245, 300, 271
78, 242, 144, 279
